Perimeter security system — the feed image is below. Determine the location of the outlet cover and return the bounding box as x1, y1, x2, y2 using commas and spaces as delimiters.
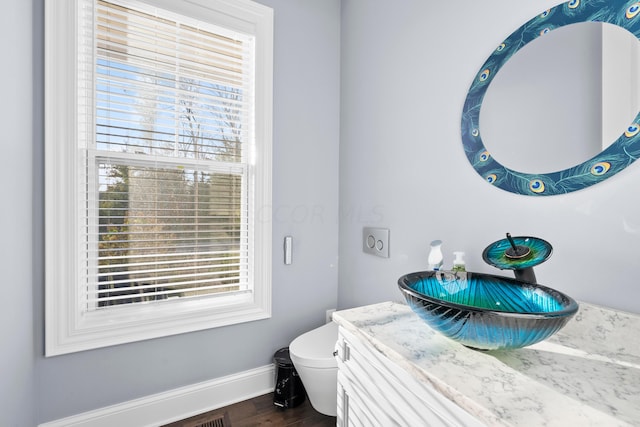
326, 309, 336, 323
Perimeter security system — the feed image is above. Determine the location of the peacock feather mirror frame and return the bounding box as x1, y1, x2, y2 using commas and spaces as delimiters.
461, 0, 640, 196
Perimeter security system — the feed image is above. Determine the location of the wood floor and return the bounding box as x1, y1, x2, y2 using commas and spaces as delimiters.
162, 392, 337, 427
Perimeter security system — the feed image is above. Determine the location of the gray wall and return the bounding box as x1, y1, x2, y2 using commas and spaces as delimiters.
338, 0, 640, 315
1, 0, 340, 425
0, 1, 36, 426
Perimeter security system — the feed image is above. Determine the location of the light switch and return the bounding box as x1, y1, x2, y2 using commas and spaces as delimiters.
284, 236, 292, 264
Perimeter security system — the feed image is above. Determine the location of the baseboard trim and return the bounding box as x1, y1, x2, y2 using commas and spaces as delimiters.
38, 364, 276, 427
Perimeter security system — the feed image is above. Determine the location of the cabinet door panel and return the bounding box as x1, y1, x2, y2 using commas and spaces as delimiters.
337, 327, 485, 427
338, 371, 396, 427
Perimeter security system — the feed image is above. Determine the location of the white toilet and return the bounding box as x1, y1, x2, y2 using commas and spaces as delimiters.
289, 321, 339, 416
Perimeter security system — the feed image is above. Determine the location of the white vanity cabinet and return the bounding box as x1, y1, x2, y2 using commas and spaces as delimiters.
333, 301, 640, 427
335, 326, 485, 427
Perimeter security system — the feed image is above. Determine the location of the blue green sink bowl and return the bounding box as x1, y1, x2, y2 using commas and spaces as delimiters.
398, 271, 578, 350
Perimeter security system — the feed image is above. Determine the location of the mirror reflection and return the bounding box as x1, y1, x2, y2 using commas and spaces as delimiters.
480, 22, 640, 174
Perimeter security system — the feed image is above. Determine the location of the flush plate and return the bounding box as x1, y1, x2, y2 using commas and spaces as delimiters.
363, 227, 390, 258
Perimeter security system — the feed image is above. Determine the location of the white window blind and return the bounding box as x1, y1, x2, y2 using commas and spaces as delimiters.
45, 0, 273, 356
82, 0, 253, 308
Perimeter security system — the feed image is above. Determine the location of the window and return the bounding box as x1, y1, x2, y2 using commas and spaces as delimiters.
45, 0, 273, 356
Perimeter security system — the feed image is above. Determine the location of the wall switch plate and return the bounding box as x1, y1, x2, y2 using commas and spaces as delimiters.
363, 227, 390, 258
284, 236, 292, 264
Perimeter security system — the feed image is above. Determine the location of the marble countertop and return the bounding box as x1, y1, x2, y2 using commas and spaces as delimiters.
333, 301, 640, 427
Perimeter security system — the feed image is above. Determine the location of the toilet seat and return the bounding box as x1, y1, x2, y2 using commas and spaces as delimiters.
289, 321, 338, 369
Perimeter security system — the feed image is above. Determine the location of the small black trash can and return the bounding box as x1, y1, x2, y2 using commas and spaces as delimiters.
273, 347, 306, 409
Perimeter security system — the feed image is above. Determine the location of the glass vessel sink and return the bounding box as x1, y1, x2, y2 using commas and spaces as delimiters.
398, 271, 578, 350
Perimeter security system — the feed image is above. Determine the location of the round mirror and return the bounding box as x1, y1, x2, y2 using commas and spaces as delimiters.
461, 0, 640, 196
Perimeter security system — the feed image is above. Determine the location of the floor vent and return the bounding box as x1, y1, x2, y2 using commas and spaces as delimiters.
186, 412, 231, 427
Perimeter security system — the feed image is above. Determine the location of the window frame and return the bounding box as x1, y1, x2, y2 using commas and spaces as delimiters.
45, 0, 273, 357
